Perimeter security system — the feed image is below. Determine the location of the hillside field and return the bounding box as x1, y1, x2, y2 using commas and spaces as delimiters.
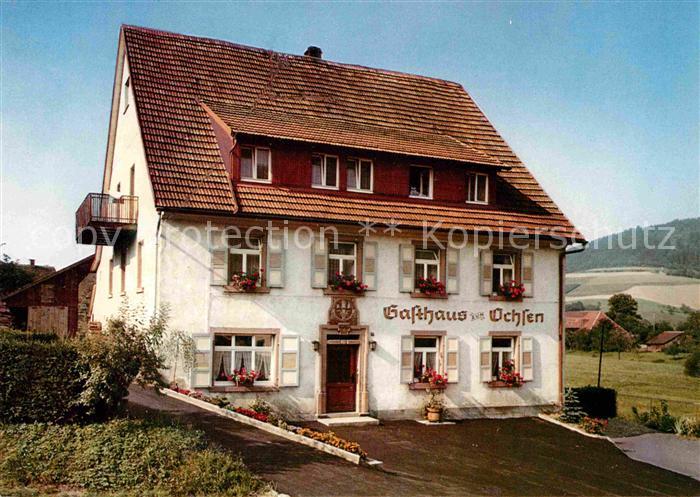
566, 351, 700, 418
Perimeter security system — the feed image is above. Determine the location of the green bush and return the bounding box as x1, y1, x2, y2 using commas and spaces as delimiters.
632, 400, 677, 433
0, 305, 170, 423
0, 334, 87, 423
0, 419, 265, 496
684, 350, 700, 377
572, 386, 617, 419
560, 388, 586, 423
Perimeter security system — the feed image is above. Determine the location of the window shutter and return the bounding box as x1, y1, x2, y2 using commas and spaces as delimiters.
521, 251, 534, 297
479, 250, 493, 296
399, 244, 415, 293
279, 335, 300, 387
191, 334, 212, 388
310, 236, 328, 288
445, 336, 459, 383
400, 335, 414, 383
362, 241, 378, 290
446, 248, 460, 294
266, 232, 285, 288
521, 337, 533, 381
479, 336, 492, 383
210, 237, 228, 286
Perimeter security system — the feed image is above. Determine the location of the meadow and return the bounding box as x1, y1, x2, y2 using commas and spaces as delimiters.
566, 351, 700, 418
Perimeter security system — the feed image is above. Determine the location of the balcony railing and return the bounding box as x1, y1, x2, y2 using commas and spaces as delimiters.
75, 193, 138, 245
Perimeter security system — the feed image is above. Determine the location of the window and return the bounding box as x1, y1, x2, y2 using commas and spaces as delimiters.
240, 147, 271, 182
413, 336, 438, 382
40, 284, 55, 305
328, 242, 356, 281
491, 337, 514, 381
492, 251, 516, 293
228, 238, 262, 281
466, 172, 488, 204
129, 165, 135, 196
312, 155, 338, 189
120, 247, 127, 294
346, 159, 373, 192
136, 241, 143, 291
108, 258, 114, 297
414, 247, 440, 287
213, 334, 274, 384
409, 166, 432, 198
123, 76, 130, 113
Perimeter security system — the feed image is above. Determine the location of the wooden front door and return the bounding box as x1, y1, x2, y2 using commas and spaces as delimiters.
326, 344, 358, 413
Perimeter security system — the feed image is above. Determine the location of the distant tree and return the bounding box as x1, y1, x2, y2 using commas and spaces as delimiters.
653, 320, 674, 333
0, 254, 33, 296
677, 311, 700, 345
608, 294, 642, 321
566, 301, 585, 312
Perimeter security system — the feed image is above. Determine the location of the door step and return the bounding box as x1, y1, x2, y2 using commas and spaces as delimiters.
317, 416, 379, 427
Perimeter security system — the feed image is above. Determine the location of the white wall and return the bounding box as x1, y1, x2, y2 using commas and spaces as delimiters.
156, 218, 563, 418
92, 56, 160, 324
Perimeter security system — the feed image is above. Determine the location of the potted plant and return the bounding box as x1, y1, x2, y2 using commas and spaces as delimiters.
218, 367, 259, 386
498, 359, 524, 387
424, 389, 444, 423
227, 270, 262, 292
498, 280, 525, 300
329, 273, 368, 294
417, 276, 446, 296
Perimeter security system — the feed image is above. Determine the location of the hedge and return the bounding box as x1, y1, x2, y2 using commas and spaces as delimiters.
0, 419, 266, 496
0, 333, 88, 423
572, 386, 617, 419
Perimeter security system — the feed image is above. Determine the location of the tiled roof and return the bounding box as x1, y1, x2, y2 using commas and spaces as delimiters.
564, 311, 631, 337
122, 25, 583, 240
646, 331, 684, 346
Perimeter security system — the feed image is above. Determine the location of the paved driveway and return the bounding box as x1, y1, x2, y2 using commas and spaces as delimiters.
128, 387, 700, 496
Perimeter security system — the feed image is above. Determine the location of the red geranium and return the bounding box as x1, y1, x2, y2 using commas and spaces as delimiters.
417, 276, 446, 296
419, 367, 448, 388
329, 273, 368, 294
499, 280, 525, 300
498, 359, 524, 386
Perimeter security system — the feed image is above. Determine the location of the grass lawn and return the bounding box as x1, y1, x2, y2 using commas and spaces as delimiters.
566, 351, 700, 418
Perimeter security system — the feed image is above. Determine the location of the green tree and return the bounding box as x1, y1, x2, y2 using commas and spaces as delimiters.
566, 301, 585, 312
0, 254, 33, 295
607, 293, 641, 321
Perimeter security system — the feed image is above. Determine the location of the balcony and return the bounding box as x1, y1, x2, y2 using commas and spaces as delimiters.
75, 193, 138, 246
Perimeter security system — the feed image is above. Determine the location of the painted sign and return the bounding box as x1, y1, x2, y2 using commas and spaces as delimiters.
382, 305, 544, 327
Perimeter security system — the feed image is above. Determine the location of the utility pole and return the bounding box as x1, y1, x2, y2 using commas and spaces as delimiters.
597, 321, 607, 388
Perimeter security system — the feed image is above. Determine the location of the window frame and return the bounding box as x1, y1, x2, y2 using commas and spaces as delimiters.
492, 250, 518, 294
328, 241, 358, 281
213, 333, 275, 386
346, 158, 374, 193
490, 336, 515, 381
123, 76, 130, 114
408, 165, 433, 199
227, 237, 264, 284
240, 146, 272, 183
466, 172, 489, 205
412, 336, 439, 382
312, 154, 340, 190
414, 246, 441, 288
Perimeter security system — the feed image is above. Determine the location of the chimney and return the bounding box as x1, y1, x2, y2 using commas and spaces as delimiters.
29, 259, 35, 267
304, 46, 323, 59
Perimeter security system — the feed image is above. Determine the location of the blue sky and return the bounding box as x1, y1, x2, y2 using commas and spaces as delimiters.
1, 2, 698, 267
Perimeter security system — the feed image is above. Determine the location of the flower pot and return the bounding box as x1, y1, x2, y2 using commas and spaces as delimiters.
426, 407, 442, 423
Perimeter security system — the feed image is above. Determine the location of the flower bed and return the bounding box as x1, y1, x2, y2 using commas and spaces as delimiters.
168, 385, 367, 459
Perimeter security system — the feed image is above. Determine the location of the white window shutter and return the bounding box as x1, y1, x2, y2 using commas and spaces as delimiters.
445, 336, 459, 383
479, 250, 493, 296
479, 336, 492, 383
310, 236, 328, 288
521, 251, 534, 297
399, 244, 415, 293
279, 335, 300, 387
446, 248, 460, 294
210, 246, 228, 286
362, 241, 378, 290
521, 336, 534, 381
266, 232, 285, 288
191, 334, 213, 387
400, 335, 414, 383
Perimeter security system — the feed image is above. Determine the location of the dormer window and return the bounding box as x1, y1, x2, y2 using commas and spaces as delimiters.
312, 155, 339, 189
346, 159, 373, 192
241, 147, 271, 182
466, 172, 488, 204
409, 166, 432, 199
